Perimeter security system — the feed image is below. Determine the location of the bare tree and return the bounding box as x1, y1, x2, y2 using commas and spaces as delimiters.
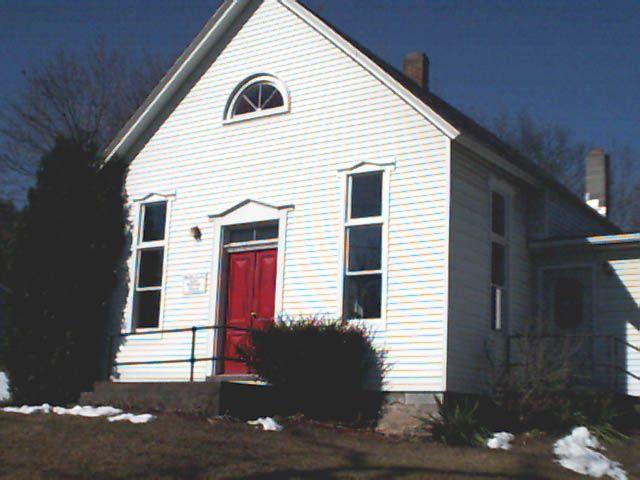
0, 42, 166, 200
493, 110, 640, 231
608, 144, 640, 230
493, 110, 587, 196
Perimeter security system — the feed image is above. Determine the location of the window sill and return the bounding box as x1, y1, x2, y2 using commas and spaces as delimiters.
223, 107, 289, 125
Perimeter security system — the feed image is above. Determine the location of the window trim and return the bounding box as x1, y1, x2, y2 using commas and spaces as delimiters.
489, 183, 511, 332
337, 162, 394, 323
128, 193, 174, 333
223, 75, 290, 125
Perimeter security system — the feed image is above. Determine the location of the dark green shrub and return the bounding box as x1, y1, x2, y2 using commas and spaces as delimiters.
2, 136, 128, 404
427, 396, 489, 446
240, 317, 385, 422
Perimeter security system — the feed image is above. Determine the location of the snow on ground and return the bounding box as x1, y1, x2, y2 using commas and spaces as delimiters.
248, 417, 283, 431
52, 405, 122, 417
2, 403, 52, 415
553, 427, 627, 480
0, 372, 10, 402
108, 413, 155, 424
1, 403, 154, 424
487, 432, 515, 450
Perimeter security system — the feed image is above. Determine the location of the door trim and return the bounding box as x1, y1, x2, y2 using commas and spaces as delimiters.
207, 199, 292, 376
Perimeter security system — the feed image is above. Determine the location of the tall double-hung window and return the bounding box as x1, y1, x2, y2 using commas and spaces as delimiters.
490, 191, 508, 330
343, 172, 384, 319
132, 201, 168, 330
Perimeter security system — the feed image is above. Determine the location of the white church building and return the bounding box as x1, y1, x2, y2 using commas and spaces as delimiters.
102, 0, 640, 401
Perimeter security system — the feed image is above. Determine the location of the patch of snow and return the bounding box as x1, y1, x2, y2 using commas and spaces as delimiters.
1, 403, 154, 424
0, 372, 9, 402
487, 432, 515, 450
52, 405, 122, 417
248, 417, 283, 432
2, 403, 52, 415
554, 427, 627, 480
107, 413, 155, 424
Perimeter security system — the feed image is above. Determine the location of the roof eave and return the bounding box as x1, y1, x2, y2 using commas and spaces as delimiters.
103, 0, 248, 162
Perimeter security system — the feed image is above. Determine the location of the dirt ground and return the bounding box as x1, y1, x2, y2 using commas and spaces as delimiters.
0, 412, 638, 479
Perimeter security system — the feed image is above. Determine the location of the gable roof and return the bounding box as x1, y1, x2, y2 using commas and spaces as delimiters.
104, 0, 619, 233
103, 0, 459, 163
291, 1, 619, 232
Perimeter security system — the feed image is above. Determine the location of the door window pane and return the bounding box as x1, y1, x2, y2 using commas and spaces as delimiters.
133, 291, 161, 329
228, 222, 279, 243
138, 249, 164, 288
554, 278, 584, 329
229, 227, 254, 243
142, 202, 167, 242
344, 274, 381, 319
347, 225, 382, 272
255, 223, 279, 240
492, 192, 506, 237
491, 242, 505, 286
350, 173, 382, 219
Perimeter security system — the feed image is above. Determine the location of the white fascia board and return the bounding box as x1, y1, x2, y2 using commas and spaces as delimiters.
278, 0, 460, 140
455, 135, 540, 187
530, 233, 640, 250
104, 0, 247, 162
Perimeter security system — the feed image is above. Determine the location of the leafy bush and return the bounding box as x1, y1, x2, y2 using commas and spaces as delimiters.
240, 317, 385, 422
2, 136, 127, 404
427, 396, 489, 446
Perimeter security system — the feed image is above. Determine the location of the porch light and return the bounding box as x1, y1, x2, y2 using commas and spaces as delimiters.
190, 226, 202, 241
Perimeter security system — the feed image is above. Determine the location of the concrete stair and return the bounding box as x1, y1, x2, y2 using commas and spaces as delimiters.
80, 379, 275, 418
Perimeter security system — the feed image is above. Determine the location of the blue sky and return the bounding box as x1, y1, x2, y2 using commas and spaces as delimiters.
1, 0, 639, 152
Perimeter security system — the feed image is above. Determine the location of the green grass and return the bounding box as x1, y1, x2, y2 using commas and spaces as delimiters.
0, 412, 638, 479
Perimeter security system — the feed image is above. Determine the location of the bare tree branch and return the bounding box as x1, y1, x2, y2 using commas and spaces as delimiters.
492, 110, 640, 231
0, 41, 166, 201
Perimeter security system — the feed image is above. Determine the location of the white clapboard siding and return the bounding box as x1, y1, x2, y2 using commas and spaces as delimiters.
447, 145, 532, 393
114, 0, 450, 392
596, 253, 640, 397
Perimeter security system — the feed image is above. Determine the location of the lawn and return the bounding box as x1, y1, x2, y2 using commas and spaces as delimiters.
0, 412, 638, 479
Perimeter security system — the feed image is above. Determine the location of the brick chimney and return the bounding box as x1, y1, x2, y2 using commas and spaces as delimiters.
403, 52, 429, 93
584, 148, 610, 217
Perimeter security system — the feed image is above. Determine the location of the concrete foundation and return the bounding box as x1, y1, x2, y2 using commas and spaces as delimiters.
81, 382, 441, 434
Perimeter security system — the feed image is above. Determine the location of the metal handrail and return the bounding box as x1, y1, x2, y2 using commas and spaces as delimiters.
506, 333, 639, 391
107, 324, 255, 382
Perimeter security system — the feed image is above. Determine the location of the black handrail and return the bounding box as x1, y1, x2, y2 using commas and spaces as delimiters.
107, 324, 255, 382
506, 333, 639, 391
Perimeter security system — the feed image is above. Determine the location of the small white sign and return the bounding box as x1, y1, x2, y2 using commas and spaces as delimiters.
183, 273, 208, 295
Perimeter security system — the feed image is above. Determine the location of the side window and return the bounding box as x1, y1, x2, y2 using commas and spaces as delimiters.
343, 172, 384, 319
554, 278, 584, 329
132, 202, 167, 329
491, 191, 508, 330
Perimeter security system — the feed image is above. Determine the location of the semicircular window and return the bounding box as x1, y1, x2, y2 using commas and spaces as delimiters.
232, 81, 285, 117
553, 277, 584, 329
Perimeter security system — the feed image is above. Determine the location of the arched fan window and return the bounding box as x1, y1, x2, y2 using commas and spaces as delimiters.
226, 75, 288, 122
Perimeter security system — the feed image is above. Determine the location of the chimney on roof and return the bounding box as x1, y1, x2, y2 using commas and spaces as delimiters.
584, 148, 611, 217
403, 52, 429, 93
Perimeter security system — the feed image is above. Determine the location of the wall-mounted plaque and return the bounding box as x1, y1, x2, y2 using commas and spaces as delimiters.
183, 273, 208, 295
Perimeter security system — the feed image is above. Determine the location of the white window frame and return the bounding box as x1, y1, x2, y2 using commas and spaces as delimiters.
489, 184, 511, 331
128, 193, 174, 332
223, 74, 290, 125
337, 162, 393, 323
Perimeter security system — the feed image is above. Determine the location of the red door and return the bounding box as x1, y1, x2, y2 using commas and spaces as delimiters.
223, 249, 277, 374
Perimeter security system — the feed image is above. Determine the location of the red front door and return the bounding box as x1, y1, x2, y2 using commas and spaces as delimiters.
223, 249, 277, 374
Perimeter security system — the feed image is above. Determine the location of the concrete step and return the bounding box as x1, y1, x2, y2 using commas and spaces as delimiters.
82, 381, 222, 416
81, 380, 275, 419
